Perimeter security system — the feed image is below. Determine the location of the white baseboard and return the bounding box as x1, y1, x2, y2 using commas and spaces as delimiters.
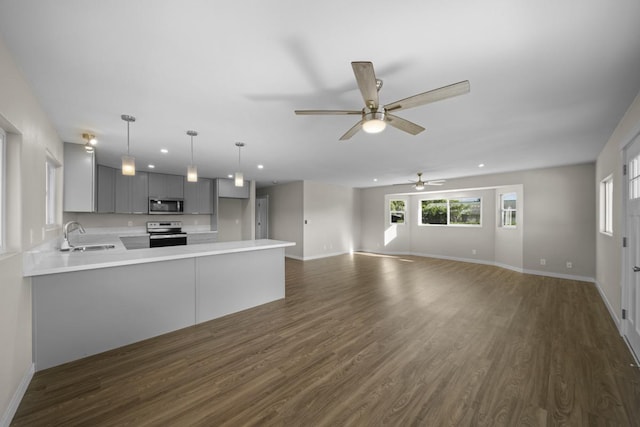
522, 268, 595, 283
594, 280, 621, 332
0, 363, 34, 427
286, 251, 352, 261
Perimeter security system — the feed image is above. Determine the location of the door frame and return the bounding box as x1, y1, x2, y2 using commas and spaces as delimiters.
622, 128, 640, 364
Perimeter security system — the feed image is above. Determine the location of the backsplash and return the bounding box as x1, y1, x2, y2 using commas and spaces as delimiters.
62, 213, 213, 232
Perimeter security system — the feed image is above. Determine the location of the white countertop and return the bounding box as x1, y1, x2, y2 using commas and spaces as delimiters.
24, 237, 295, 277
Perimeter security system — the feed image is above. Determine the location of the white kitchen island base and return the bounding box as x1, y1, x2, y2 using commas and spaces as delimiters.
30, 241, 291, 371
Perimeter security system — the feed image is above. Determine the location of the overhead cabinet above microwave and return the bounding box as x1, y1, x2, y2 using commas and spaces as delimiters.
149, 173, 184, 199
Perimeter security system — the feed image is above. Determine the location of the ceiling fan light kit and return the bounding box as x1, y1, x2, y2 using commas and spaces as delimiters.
82, 132, 96, 153
295, 61, 469, 140
361, 108, 386, 134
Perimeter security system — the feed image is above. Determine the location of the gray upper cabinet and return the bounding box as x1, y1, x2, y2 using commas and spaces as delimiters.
63, 143, 96, 212
97, 165, 116, 213
149, 173, 184, 199
184, 178, 213, 214
217, 178, 249, 199
115, 170, 149, 214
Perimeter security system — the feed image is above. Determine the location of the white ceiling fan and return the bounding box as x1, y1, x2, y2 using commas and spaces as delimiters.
410, 172, 445, 190
295, 61, 470, 140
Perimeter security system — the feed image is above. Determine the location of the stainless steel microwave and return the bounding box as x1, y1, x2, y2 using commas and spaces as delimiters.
148, 198, 184, 215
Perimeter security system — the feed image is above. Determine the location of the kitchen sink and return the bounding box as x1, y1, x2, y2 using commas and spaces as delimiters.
70, 244, 116, 252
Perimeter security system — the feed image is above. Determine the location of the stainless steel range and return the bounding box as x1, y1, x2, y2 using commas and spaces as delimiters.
147, 221, 187, 248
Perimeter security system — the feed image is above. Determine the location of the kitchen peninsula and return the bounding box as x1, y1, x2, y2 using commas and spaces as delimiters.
24, 238, 295, 370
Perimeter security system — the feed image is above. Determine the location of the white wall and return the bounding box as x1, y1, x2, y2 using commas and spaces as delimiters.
257, 181, 303, 258
595, 90, 640, 327
359, 163, 595, 279
217, 198, 243, 242
303, 181, 356, 259
0, 36, 63, 425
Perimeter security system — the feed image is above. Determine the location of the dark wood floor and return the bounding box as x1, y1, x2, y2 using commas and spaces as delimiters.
13, 253, 640, 426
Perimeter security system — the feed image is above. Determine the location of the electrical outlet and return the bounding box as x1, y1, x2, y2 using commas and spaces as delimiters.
472, 249, 477, 255
540, 258, 546, 266
566, 261, 573, 269
30, 229, 34, 244
128, 221, 133, 227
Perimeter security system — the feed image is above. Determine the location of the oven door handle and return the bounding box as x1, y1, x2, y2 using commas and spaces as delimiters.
149, 234, 187, 239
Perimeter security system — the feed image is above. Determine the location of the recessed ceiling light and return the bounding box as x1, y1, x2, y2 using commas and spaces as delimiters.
257, 164, 264, 169
160, 148, 168, 154
227, 174, 233, 179
148, 164, 155, 169
373, 178, 378, 182
478, 163, 485, 168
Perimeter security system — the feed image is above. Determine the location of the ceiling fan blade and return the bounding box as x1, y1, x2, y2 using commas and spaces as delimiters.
294, 110, 362, 115
385, 114, 425, 135
425, 180, 445, 186
352, 62, 379, 109
385, 80, 470, 112
339, 120, 364, 140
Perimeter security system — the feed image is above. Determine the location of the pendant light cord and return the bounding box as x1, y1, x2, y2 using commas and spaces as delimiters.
126, 121, 130, 156
190, 135, 194, 164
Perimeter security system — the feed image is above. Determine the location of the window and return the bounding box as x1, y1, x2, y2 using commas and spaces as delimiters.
45, 155, 60, 227
630, 155, 640, 199
0, 129, 5, 252
500, 192, 517, 228
420, 197, 481, 226
389, 199, 406, 224
600, 175, 613, 235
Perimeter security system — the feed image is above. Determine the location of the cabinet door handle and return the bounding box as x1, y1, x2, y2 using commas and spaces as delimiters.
634, 266, 640, 272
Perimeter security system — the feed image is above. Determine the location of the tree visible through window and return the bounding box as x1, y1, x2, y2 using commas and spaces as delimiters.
421, 198, 481, 226
389, 199, 406, 224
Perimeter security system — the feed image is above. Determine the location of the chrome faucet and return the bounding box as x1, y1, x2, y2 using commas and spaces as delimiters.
60, 221, 86, 251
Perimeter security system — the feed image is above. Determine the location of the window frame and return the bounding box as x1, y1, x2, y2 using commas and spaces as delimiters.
600, 174, 613, 236
419, 197, 482, 227
0, 128, 6, 253
389, 199, 407, 225
500, 192, 517, 228
45, 153, 61, 229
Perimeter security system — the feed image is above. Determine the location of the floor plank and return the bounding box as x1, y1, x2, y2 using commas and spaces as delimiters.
12, 253, 640, 426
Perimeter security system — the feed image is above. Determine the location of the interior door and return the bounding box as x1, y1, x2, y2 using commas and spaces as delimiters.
624, 135, 640, 361
256, 196, 269, 239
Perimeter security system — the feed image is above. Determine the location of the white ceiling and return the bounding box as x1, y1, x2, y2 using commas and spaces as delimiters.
1, 0, 640, 188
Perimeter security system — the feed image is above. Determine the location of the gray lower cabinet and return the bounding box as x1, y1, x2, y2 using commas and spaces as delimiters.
187, 232, 217, 245
217, 177, 249, 198
149, 173, 184, 199
184, 178, 213, 214
115, 171, 149, 214
120, 235, 150, 249
63, 142, 96, 212
97, 165, 116, 213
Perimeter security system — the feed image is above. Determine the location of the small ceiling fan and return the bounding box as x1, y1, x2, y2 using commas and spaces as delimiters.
295, 61, 470, 140
411, 172, 445, 190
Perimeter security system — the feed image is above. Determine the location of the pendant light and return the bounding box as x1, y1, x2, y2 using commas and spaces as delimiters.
186, 130, 198, 182
121, 114, 136, 176
82, 133, 97, 153
235, 142, 245, 187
